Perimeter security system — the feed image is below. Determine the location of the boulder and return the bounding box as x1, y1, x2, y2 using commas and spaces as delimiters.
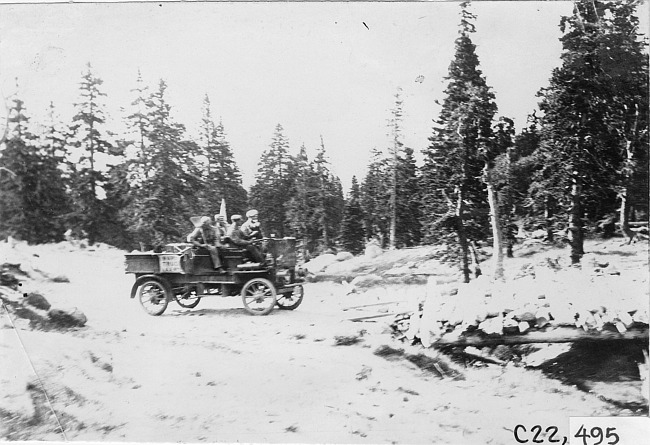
383, 266, 411, 277
531, 229, 547, 239
364, 242, 383, 259
48, 308, 87, 328
335, 251, 354, 262
303, 254, 337, 274
0, 273, 19, 289
24, 292, 51, 311
350, 274, 382, 288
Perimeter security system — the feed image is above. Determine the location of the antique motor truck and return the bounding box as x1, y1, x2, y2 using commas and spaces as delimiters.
125, 237, 305, 316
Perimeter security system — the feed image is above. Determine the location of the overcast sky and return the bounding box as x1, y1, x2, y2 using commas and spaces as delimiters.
1, 1, 648, 190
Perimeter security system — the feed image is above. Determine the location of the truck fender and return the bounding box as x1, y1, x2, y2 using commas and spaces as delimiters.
130, 275, 173, 300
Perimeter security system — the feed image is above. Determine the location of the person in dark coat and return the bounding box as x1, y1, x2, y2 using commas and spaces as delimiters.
187, 216, 225, 272
227, 214, 265, 264
241, 209, 262, 240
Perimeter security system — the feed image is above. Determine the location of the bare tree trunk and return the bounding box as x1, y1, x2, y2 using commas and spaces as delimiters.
456, 188, 471, 283
469, 241, 482, 278
322, 222, 329, 250
505, 146, 515, 258
545, 196, 555, 243
483, 165, 504, 281
506, 234, 514, 258
619, 187, 636, 244
569, 173, 584, 265
619, 104, 639, 245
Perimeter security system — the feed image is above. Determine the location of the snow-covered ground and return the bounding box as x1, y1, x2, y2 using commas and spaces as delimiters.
1, 237, 648, 443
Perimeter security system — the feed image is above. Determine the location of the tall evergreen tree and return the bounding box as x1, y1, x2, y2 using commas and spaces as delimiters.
534, 0, 648, 262
490, 117, 522, 256
67, 63, 114, 244
249, 124, 295, 237
313, 136, 344, 250
286, 144, 320, 252
481, 117, 515, 279
102, 153, 135, 249
387, 90, 404, 249
395, 146, 422, 247
339, 176, 366, 254
126, 69, 150, 157
596, 0, 649, 243
361, 148, 391, 246
122, 79, 201, 248
0, 97, 69, 242
197, 94, 248, 217
420, 2, 497, 282
362, 91, 422, 250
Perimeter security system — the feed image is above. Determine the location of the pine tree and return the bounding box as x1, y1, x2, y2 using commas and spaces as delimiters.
534, 0, 648, 262
67, 63, 114, 244
339, 176, 366, 254
313, 136, 344, 251
286, 144, 320, 252
387, 90, 404, 249
481, 117, 515, 280
249, 124, 295, 238
420, 2, 497, 282
395, 146, 422, 247
126, 69, 150, 157
363, 91, 422, 250
122, 79, 201, 248
519, 113, 562, 241
491, 117, 523, 256
102, 158, 134, 249
0, 97, 69, 243
361, 148, 391, 246
197, 94, 248, 217
596, 0, 649, 243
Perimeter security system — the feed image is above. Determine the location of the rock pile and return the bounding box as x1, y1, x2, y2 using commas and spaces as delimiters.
394, 259, 649, 348
1, 264, 87, 330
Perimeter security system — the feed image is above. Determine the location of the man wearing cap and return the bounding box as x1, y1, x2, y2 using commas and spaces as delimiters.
214, 214, 228, 246
227, 214, 266, 264
187, 216, 225, 273
241, 209, 262, 240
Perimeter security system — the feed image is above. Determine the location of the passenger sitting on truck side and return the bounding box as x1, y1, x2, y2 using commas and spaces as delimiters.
227, 214, 266, 265
241, 209, 262, 240
187, 216, 225, 273
214, 214, 228, 245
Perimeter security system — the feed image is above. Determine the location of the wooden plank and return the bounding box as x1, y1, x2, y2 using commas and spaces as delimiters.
349, 313, 400, 322
431, 326, 649, 348
342, 301, 406, 311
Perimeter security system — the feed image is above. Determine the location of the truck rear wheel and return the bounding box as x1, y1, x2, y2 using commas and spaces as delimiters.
277, 285, 303, 310
174, 285, 201, 309
137, 279, 170, 316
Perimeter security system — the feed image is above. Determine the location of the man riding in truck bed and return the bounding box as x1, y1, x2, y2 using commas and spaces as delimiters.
187, 216, 225, 273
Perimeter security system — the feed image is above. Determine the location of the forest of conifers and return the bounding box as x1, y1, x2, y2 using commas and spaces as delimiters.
0, 1, 647, 281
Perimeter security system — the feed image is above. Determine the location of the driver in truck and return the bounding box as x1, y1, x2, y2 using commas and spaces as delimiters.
187, 216, 225, 273
227, 214, 266, 265
241, 209, 262, 240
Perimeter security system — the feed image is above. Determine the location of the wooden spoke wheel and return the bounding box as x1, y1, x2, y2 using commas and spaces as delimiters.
137, 279, 170, 316
276, 285, 303, 311
174, 285, 201, 309
241, 278, 277, 316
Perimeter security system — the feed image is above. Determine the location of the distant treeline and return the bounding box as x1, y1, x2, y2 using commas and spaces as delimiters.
1, 1, 647, 280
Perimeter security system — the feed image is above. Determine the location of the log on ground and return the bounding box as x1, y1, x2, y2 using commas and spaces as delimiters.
432, 326, 649, 348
